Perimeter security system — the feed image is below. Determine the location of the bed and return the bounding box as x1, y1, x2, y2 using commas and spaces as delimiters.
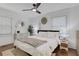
14, 30, 60, 56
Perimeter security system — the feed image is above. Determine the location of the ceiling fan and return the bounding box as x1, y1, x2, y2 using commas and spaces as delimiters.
22, 3, 41, 14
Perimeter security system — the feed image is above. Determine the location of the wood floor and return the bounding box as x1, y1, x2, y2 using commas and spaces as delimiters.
0, 44, 78, 56
0, 44, 14, 56
53, 45, 78, 56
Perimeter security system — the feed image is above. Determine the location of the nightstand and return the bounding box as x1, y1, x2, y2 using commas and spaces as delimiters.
58, 38, 68, 56
60, 38, 68, 51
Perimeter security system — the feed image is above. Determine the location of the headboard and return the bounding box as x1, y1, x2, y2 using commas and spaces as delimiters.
38, 30, 59, 33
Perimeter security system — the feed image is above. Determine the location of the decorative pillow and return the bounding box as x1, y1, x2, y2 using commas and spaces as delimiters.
17, 33, 28, 39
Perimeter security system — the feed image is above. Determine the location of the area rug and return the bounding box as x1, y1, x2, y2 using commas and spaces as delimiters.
2, 48, 29, 56
2, 48, 56, 56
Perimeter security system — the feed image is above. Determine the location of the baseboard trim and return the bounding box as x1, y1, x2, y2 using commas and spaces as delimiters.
0, 43, 13, 48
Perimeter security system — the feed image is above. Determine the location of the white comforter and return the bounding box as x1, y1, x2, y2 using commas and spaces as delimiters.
28, 36, 59, 55
14, 36, 59, 56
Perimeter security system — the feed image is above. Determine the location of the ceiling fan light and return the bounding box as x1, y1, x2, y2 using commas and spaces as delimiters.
32, 9, 36, 11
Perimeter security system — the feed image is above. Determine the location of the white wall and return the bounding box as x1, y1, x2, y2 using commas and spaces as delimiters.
29, 6, 79, 49
0, 7, 15, 46
0, 7, 29, 46
12, 15, 29, 34
0, 7, 22, 46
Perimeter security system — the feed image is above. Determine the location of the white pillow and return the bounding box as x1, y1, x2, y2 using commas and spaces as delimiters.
37, 32, 48, 38
47, 32, 59, 39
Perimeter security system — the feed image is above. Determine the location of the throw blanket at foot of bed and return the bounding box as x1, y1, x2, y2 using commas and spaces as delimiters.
17, 37, 47, 48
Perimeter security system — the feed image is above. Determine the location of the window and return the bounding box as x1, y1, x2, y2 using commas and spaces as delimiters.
52, 16, 67, 30
0, 16, 12, 34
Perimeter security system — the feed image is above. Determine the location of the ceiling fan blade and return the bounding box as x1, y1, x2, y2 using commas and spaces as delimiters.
36, 10, 41, 14
36, 3, 41, 8
22, 8, 32, 11
33, 3, 41, 8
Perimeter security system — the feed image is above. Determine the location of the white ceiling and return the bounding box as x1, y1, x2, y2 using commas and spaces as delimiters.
0, 3, 79, 18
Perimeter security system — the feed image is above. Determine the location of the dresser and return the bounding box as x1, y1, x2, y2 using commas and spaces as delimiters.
76, 31, 79, 55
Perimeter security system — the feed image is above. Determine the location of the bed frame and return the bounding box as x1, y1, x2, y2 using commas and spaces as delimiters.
14, 30, 60, 56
